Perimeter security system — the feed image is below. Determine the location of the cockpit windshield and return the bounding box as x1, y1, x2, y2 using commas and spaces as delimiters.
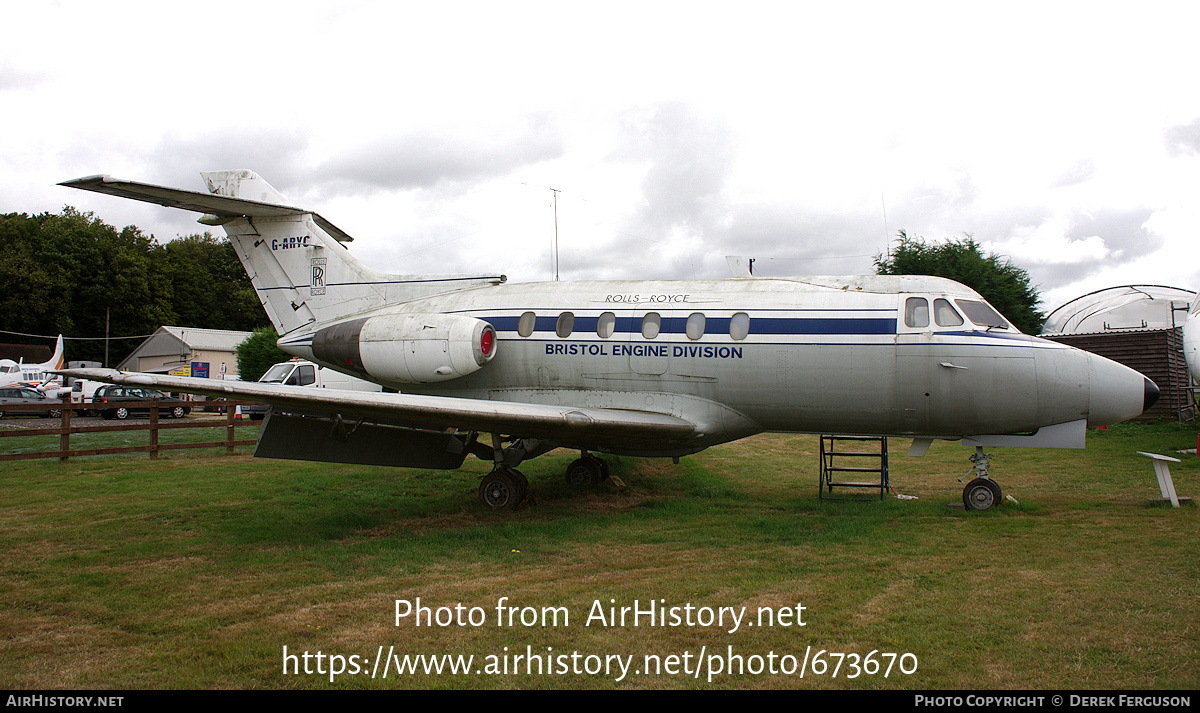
954, 299, 1010, 329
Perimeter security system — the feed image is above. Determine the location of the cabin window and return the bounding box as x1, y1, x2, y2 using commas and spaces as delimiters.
730, 312, 750, 340
517, 311, 536, 337
933, 299, 964, 327
905, 297, 929, 328
556, 312, 575, 338
686, 312, 706, 340
641, 312, 661, 339
955, 299, 1009, 329
597, 312, 616, 339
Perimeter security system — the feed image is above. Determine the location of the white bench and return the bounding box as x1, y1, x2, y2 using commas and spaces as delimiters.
1136, 452, 1191, 507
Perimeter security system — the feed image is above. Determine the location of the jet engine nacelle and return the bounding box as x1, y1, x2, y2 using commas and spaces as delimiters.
311, 313, 496, 384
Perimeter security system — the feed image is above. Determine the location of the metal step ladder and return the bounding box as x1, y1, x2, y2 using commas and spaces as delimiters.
819, 435, 889, 501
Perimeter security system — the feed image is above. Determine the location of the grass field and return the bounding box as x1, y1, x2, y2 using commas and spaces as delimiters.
1, 421, 1197, 689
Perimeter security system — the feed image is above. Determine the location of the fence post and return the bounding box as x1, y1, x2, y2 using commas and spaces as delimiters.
59, 394, 71, 463
226, 400, 236, 454
149, 400, 159, 460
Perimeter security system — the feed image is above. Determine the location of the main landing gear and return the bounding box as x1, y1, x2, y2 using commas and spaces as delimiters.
475, 436, 613, 510
960, 446, 1003, 511
478, 467, 529, 511
564, 453, 610, 486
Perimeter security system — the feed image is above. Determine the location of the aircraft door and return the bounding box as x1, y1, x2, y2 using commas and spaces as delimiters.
896, 297, 935, 432
629, 310, 669, 375
896, 296, 1040, 434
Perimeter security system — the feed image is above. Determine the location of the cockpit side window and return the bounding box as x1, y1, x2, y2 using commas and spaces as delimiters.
905, 297, 929, 328
933, 298, 964, 327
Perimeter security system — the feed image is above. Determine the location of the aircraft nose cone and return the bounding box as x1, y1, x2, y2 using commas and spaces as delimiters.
1086, 353, 1156, 427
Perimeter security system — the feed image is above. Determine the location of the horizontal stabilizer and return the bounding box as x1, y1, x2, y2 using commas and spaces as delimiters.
59, 175, 354, 242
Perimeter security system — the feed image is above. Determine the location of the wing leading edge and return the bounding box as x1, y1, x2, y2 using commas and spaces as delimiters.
56, 368, 696, 447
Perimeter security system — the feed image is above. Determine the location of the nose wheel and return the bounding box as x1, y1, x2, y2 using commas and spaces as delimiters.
960, 447, 1004, 511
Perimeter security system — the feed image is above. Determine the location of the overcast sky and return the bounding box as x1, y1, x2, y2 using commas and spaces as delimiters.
6, 1, 1200, 318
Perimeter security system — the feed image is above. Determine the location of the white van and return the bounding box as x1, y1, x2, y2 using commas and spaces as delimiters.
246, 359, 383, 418
69, 378, 108, 415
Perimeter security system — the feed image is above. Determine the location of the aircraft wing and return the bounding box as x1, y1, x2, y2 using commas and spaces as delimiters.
58, 175, 353, 243
55, 368, 696, 445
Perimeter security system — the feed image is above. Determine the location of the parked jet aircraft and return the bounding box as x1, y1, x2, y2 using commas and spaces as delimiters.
0, 335, 65, 390
58, 172, 1158, 511
1183, 297, 1200, 383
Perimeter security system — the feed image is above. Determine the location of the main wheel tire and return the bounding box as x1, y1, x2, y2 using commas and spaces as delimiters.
114, 407, 129, 420
171, 406, 186, 419
963, 477, 1001, 511
479, 470, 525, 510
565, 458, 603, 486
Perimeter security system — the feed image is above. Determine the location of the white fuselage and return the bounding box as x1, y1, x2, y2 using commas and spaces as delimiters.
275, 274, 1148, 454
57, 172, 1153, 460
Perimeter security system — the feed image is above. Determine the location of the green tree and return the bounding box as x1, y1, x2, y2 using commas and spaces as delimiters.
235, 326, 291, 382
0, 208, 176, 364
159, 232, 265, 333
874, 231, 1045, 334
0, 209, 271, 365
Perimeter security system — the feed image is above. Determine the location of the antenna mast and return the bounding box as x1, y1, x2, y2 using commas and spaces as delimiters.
550, 187, 560, 281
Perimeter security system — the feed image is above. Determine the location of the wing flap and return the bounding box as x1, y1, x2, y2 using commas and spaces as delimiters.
59, 175, 354, 243
56, 368, 696, 444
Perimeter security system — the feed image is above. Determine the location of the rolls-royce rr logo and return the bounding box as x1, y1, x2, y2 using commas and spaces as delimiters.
311, 258, 326, 295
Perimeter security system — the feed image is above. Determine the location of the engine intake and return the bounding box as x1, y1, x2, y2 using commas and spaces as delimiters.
312, 313, 496, 383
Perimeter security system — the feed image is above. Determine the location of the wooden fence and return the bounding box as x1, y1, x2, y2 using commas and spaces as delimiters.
0, 396, 262, 463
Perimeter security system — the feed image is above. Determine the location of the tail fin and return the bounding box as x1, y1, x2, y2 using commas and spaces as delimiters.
48, 335, 64, 371
61, 171, 505, 337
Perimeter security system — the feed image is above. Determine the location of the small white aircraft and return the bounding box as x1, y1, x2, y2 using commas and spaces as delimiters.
58, 171, 1158, 511
0, 335, 65, 390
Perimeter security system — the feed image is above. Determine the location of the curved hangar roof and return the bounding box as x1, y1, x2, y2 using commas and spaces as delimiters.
1042, 285, 1195, 335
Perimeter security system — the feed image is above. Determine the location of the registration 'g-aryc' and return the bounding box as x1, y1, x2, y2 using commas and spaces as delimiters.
58, 171, 1158, 511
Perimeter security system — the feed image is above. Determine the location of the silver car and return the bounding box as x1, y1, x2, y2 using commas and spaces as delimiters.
0, 387, 61, 418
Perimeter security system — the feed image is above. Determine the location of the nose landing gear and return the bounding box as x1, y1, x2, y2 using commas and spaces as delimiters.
960, 447, 1003, 511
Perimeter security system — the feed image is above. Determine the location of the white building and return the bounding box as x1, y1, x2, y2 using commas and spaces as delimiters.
117, 326, 251, 379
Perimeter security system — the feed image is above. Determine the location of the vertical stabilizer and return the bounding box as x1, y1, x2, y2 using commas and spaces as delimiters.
48, 335, 64, 371
196, 171, 505, 337
59, 171, 507, 340
202, 169, 292, 206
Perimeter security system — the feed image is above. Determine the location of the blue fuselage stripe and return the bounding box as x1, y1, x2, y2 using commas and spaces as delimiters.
482, 315, 897, 336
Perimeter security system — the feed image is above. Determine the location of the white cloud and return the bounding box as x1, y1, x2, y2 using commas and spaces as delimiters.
988, 216, 1114, 266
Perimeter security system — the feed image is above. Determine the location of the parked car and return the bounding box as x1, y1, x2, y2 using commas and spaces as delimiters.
92, 385, 192, 420
0, 387, 62, 418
